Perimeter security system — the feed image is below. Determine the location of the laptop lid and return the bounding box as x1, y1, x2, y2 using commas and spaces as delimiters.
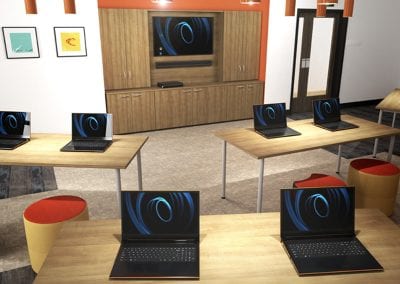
313, 98, 341, 124
281, 187, 355, 240
253, 103, 288, 131
121, 191, 199, 241
0, 111, 31, 139
72, 113, 112, 141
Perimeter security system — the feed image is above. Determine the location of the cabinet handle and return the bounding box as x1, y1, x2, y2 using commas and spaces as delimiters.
238, 65, 242, 72
182, 90, 192, 93
247, 85, 254, 89
120, 95, 130, 99
193, 88, 203, 92
131, 93, 143, 97
237, 85, 245, 89
123, 71, 127, 78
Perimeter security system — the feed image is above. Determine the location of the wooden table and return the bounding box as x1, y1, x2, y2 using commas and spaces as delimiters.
34, 209, 400, 283
215, 115, 400, 212
0, 133, 148, 204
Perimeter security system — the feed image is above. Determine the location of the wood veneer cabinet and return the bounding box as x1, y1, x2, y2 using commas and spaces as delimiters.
99, 9, 151, 90
222, 11, 262, 82
106, 90, 155, 134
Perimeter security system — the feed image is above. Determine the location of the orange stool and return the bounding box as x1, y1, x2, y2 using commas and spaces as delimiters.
293, 173, 347, 188
23, 195, 89, 273
347, 158, 400, 216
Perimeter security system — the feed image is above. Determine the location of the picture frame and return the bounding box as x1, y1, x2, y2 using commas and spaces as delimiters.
2, 27, 40, 59
54, 27, 87, 57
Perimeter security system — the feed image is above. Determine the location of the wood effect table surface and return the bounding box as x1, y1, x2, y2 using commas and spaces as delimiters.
0, 133, 148, 169
215, 115, 400, 159
34, 209, 400, 283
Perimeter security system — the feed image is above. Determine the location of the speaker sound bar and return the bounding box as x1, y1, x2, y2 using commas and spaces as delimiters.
156, 60, 213, 69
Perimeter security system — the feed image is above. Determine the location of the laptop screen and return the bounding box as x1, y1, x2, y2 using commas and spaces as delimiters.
72, 113, 112, 140
0, 111, 30, 139
313, 98, 341, 124
122, 191, 199, 240
253, 103, 287, 130
281, 187, 355, 240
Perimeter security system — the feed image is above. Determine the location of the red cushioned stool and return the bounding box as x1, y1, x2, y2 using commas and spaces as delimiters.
293, 173, 347, 188
23, 195, 89, 273
347, 158, 400, 216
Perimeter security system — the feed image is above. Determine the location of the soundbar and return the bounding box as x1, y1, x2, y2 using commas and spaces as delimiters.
157, 81, 184, 88
155, 60, 212, 69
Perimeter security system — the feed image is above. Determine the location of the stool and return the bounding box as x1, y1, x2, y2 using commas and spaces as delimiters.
293, 173, 347, 188
23, 195, 89, 273
347, 158, 400, 216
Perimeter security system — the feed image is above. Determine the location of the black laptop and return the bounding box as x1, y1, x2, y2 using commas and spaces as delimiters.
60, 113, 113, 152
253, 103, 301, 138
312, 98, 358, 131
110, 191, 200, 280
281, 187, 383, 276
0, 111, 31, 150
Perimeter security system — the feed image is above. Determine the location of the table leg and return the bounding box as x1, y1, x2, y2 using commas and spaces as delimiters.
257, 159, 265, 213
136, 150, 143, 191
336, 144, 342, 173
387, 136, 395, 162
222, 141, 227, 199
115, 169, 122, 214
373, 110, 383, 158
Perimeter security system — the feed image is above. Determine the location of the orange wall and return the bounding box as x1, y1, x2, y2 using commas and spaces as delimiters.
98, 0, 269, 81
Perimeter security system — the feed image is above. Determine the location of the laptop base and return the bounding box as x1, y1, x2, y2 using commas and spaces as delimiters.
315, 120, 359, 132
60, 140, 112, 153
0, 138, 29, 150
256, 127, 301, 139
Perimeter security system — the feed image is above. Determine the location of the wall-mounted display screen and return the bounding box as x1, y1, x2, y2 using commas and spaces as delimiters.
153, 17, 213, 56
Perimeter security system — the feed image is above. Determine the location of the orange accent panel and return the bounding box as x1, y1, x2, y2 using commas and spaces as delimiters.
98, 0, 269, 81
343, 0, 354, 17
285, 0, 296, 16
316, 0, 326, 17
64, 0, 76, 14
25, 0, 37, 14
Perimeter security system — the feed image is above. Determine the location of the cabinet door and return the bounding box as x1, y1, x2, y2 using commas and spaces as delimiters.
222, 11, 261, 81
155, 88, 193, 129
244, 82, 264, 117
191, 87, 209, 125
205, 85, 227, 122
124, 10, 151, 89
99, 9, 129, 90
106, 91, 155, 134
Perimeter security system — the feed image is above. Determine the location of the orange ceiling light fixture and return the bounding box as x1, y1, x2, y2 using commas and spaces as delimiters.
285, 0, 296, 16
64, 0, 76, 14
240, 0, 261, 5
152, 0, 173, 4
24, 0, 37, 14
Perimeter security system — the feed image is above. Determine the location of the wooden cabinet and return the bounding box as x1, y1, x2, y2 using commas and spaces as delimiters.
106, 90, 155, 134
99, 9, 151, 90
222, 11, 262, 82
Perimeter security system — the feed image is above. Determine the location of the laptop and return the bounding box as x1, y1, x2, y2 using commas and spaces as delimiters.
281, 187, 383, 276
110, 191, 200, 279
253, 103, 301, 138
60, 113, 113, 152
312, 98, 358, 131
0, 111, 31, 150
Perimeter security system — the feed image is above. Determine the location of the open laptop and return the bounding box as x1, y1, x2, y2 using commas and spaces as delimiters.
60, 113, 113, 152
313, 98, 358, 131
281, 187, 383, 276
110, 191, 200, 279
253, 103, 301, 138
0, 111, 31, 150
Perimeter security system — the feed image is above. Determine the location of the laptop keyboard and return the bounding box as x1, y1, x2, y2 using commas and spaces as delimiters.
287, 239, 368, 259
119, 245, 197, 263
0, 138, 26, 148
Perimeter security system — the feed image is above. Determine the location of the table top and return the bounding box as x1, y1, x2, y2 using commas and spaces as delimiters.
0, 133, 148, 169
376, 89, 400, 112
215, 115, 400, 159
34, 209, 400, 283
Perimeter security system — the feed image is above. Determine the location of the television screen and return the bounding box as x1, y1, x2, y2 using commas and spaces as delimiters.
153, 16, 213, 56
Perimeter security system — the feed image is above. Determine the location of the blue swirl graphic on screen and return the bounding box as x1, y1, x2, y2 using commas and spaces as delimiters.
154, 17, 213, 56
284, 187, 351, 232
254, 104, 286, 127
72, 114, 107, 138
314, 99, 340, 122
0, 112, 26, 135
125, 192, 196, 235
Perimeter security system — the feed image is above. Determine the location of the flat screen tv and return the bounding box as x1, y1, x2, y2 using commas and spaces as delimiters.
153, 16, 213, 56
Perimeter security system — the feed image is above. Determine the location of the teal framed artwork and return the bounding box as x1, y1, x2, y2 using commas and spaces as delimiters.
2, 27, 39, 59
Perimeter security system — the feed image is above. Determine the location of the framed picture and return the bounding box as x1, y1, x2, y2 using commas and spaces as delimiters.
2, 27, 40, 59
54, 27, 87, 57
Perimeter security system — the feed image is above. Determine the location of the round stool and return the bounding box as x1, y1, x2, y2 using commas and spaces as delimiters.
347, 158, 400, 216
23, 195, 89, 273
293, 173, 347, 188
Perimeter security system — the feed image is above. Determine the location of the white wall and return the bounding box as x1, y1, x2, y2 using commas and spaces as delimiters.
0, 0, 105, 133
266, 0, 400, 106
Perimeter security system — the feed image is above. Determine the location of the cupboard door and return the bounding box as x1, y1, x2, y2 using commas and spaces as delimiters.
226, 84, 248, 120
99, 9, 129, 90
155, 88, 193, 129
191, 87, 209, 124
244, 82, 264, 117
206, 85, 227, 122
106, 93, 133, 134
124, 10, 151, 89
241, 12, 262, 80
